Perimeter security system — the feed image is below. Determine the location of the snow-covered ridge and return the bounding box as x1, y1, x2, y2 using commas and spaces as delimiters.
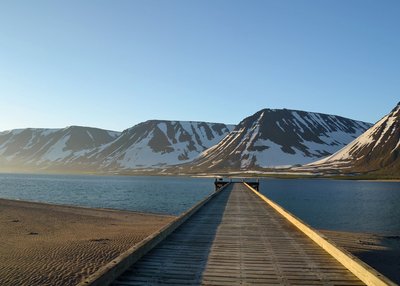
0, 121, 234, 171
0, 107, 378, 173
307, 102, 400, 171
91, 120, 235, 169
189, 108, 372, 171
0, 126, 121, 169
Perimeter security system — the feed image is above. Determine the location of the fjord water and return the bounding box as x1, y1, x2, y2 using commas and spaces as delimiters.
0, 174, 399, 234
260, 179, 400, 234
0, 174, 213, 215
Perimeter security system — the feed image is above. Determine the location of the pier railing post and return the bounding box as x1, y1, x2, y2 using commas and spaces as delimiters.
243, 179, 259, 191
214, 178, 229, 191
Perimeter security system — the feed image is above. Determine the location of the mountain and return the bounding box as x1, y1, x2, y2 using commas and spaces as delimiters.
183, 108, 372, 172
0, 121, 234, 173
87, 120, 235, 171
306, 102, 400, 176
0, 110, 377, 174
0, 126, 121, 172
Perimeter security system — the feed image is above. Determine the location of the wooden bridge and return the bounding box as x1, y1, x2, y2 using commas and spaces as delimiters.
80, 182, 395, 286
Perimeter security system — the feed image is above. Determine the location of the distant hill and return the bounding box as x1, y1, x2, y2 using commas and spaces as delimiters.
0, 121, 234, 173
306, 102, 400, 177
0, 126, 120, 172
180, 108, 372, 173
87, 120, 235, 171
1, 108, 381, 175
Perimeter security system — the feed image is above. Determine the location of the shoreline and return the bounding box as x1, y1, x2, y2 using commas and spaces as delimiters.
0, 197, 170, 217
0, 198, 175, 286
0, 198, 398, 285
2, 171, 400, 181
321, 230, 400, 284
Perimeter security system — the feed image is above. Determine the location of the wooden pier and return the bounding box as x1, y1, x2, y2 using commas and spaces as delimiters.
81, 182, 394, 286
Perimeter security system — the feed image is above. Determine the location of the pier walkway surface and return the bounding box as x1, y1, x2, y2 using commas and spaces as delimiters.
112, 183, 365, 285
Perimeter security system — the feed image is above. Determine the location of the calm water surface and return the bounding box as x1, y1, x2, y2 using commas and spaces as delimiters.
260, 178, 400, 234
0, 174, 399, 234
0, 174, 213, 215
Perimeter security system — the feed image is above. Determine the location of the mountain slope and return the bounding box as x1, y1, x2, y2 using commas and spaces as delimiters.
307, 102, 400, 175
185, 108, 372, 172
89, 120, 235, 170
0, 126, 120, 172
0, 121, 234, 172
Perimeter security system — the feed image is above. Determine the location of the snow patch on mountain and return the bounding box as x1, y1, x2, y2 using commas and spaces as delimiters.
41, 135, 71, 162
82, 120, 235, 170
0, 126, 122, 170
189, 108, 372, 171
306, 102, 400, 173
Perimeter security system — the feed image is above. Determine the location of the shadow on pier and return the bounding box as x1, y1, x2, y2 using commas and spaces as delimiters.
112, 181, 368, 286
112, 183, 233, 285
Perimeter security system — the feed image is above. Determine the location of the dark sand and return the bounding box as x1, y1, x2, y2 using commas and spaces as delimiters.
321, 230, 400, 284
0, 199, 174, 286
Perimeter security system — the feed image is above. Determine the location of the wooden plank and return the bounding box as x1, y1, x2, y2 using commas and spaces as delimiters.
244, 182, 396, 286
111, 183, 370, 286
77, 183, 230, 286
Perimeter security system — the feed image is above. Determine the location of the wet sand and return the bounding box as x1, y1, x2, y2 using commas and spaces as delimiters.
321, 230, 400, 284
0, 199, 175, 286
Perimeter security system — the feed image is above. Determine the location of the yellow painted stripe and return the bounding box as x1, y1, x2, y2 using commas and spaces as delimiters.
243, 182, 395, 286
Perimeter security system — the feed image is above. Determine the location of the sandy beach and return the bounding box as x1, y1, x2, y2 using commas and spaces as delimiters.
1, 199, 399, 285
0, 199, 174, 286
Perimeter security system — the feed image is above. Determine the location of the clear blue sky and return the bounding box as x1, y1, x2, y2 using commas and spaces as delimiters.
0, 0, 399, 131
